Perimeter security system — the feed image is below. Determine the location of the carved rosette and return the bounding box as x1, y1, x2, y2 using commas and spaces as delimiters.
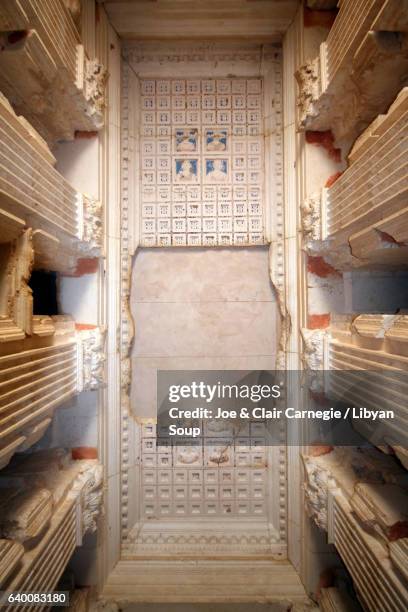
84, 58, 107, 127
78, 327, 106, 392
295, 57, 321, 128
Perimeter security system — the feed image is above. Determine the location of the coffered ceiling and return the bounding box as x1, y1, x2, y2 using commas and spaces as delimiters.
100, 0, 300, 42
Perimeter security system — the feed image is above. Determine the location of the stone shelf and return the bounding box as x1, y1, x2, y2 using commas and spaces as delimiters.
0, 321, 106, 468
326, 314, 408, 456
0, 449, 103, 609
296, 0, 408, 150
330, 490, 408, 612
301, 88, 408, 266
319, 586, 357, 612
0, 94, 103, 269
0, 0, 106, 143
302, 446, 408, 611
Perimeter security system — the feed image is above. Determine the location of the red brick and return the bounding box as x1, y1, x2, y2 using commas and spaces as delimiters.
307, 255, 341, 278
388, 521, 408, 541
72, 447, 98, 460
64, 258, 99, 277
306, 130, 341, 163
317, 568, 335, 598
308, 314, 331, 329
310, 391, 331, 407
74, 130, 98, 139
325, 171, 343, 188
304, 7, 337, 29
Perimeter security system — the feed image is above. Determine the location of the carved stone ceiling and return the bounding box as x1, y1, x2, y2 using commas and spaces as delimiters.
101, 0, 300, 41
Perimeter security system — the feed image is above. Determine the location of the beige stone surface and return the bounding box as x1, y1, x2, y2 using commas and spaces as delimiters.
131, 248, 279, 419
103, 1, 298, 41
102, 560, 308, 603
132, 248, 275, 303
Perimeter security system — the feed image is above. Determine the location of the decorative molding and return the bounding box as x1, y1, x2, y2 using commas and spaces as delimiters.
300, 192, 322, 245
77, 327, 107, 392
295, 57, 321, 128
0, 451, 103, 596
332, 492, 408, 611
389, 538, 408, 582
78, 194, 104, 255
303, 445, 408, 611
123, 43, 281, 66
302, 454, 336, 531
301, 329, 327, 393
0, 319, 91, 468
0, 540, 24, 588
138, 76, 265, 248
0, 92, 104, 266
319, 586, 359, 612
0, 229, 33, 343
72, 462, 104, 540
301, 329, 326, 371
120, 49, 287, 548
328, 87, 408, 261
327, 323, 408, 448
350, 481, 408, 541
0, 1, 107, 143
124, 521, 284, 557
83, 56, 108, 127
352, 314, 398, 339
265, 44, 287, 552
0, 488, 53, 543
62, 0, 81, 29
120, 62, 135, 543
294, 5, 408, 149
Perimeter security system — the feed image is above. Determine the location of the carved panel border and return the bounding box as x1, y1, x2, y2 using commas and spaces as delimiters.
120, 45, 287, 552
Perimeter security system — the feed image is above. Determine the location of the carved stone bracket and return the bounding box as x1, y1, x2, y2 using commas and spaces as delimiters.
84, 58, 107, 125
302, 454, 337, 531
300, 192, 323, 250
71, 461, 104, 541
301, 329, 327, 392
77, 193, 104, 255
0, 229, 34, 342
76, 45, 107, 129
0, 451, 103, 592
77, 327, 107, 392
295, 57, 322, 129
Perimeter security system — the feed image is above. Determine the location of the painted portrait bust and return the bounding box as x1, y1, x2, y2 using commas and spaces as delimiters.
175, 158, 198, 183
205, 158, 228, 183
205, 129, 227, 152
175, 128, 198, 153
